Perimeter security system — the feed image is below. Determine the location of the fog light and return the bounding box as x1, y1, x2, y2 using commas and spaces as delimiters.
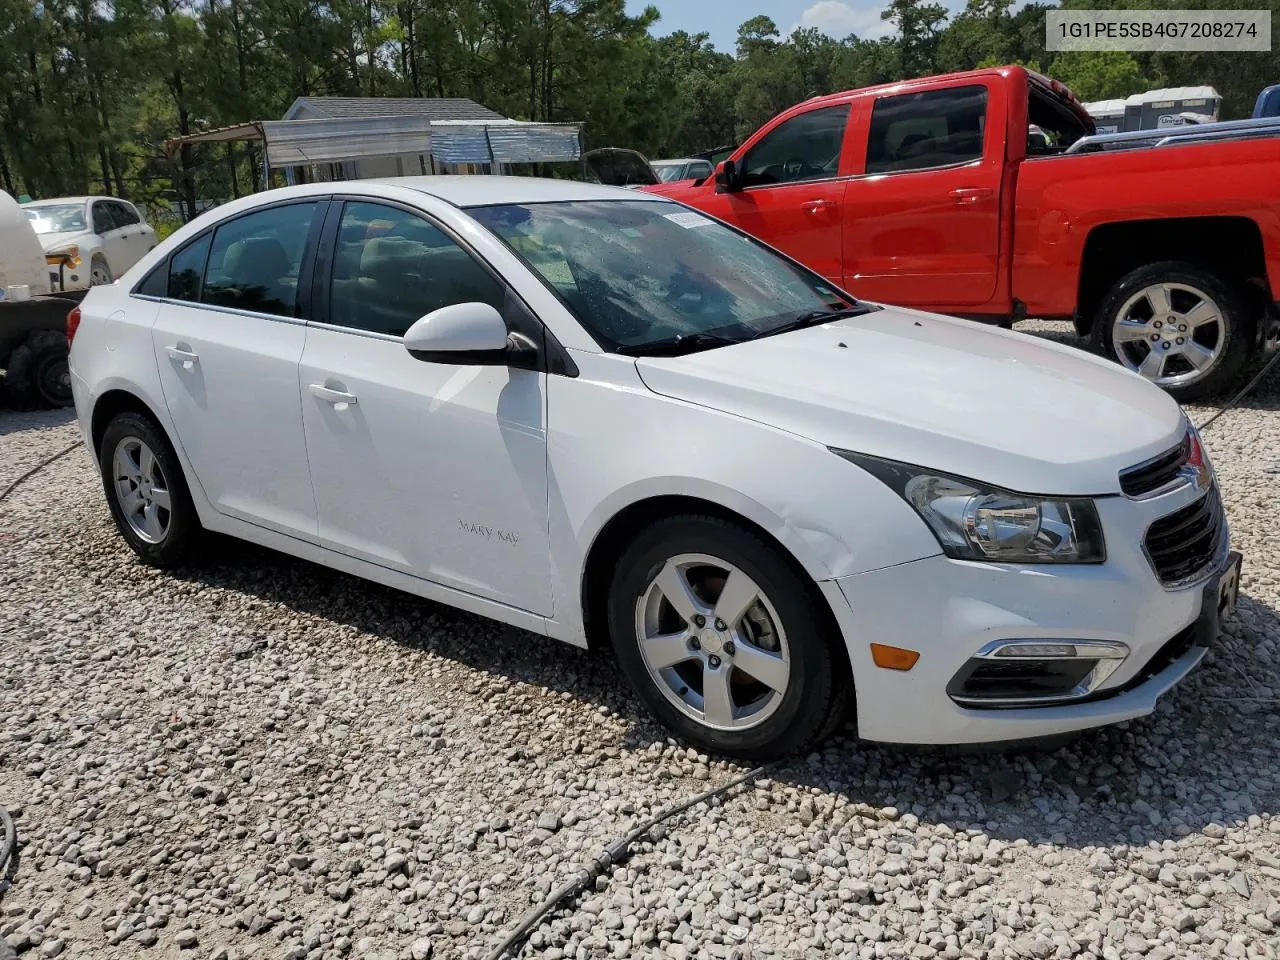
993, 643, 1082, 658
870, 643, 920, 671
947, 639, 1129, 707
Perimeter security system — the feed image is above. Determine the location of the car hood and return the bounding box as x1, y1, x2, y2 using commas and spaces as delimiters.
633, 307, 1187, 496
38, 230, 94, 253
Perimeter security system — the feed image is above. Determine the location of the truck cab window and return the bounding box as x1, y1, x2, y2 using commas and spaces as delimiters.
1027, 86, 1090, 156
866, 86, 988, 175
741, 105, 850, 188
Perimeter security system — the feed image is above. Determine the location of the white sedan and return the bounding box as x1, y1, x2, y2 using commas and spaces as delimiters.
66, 177, 1241, 758
24, 195, 157, 290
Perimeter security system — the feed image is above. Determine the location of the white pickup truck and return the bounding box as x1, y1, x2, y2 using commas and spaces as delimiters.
0, 190, 85, 408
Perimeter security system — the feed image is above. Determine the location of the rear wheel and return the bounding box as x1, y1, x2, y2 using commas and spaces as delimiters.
98, 412, 201, 568
1093, 261, 1252, 402
5, 330, 72, 409
607, 515, 850, 759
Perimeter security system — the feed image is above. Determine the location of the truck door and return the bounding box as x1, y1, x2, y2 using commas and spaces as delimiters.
841, 79, 1006, 308
695, 103, 854, 286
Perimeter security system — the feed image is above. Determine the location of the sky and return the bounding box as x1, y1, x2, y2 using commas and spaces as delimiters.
623, 1, 974, 53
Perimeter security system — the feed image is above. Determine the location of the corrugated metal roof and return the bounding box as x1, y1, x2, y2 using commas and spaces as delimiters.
488, 124, 581, 163
288, 97, 506, 122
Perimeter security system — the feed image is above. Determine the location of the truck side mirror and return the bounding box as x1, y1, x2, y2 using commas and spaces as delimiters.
715, 159, 743, 194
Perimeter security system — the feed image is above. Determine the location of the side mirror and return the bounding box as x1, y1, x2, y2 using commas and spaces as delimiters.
403, 302, 536, 366
714, 159, 742, 193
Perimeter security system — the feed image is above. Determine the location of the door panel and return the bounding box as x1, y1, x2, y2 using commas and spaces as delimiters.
150, 200, 323, 537
712, 181, 846, 284
300, 199, 551, 614
92, 202, 130, 273
300, 328, 551, 613
111, 201, 151, 267
152, 302, 316, 535
696, 104, 852, 284
841, 82, 1005, 307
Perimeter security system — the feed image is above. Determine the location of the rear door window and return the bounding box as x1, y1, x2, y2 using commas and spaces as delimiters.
169, 234, 212, 302
201, 202, 319, 317
865, 85, 988, 175
110, 201, 141, 226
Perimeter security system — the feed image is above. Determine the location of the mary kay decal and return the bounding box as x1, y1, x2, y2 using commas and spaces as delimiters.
459, 520, 521, 545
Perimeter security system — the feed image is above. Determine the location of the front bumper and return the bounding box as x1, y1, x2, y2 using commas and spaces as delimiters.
823, 524, 1237, 746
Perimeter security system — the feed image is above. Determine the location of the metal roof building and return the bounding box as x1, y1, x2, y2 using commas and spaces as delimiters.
166, 96, 583, 185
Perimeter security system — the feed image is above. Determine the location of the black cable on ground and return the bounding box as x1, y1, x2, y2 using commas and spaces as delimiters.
484, 762, 776, 960
0, 806, 18, 902
0, 440, 81, 504
1196, 347, 1280, 434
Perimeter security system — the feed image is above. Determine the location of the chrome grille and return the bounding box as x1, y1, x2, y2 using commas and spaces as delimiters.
1120, 435, 1191, 498
1144, 490, 1222, 586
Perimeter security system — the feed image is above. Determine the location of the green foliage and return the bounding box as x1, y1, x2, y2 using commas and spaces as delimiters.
1047, 51, 1147, 101
0, 0, 1273, 216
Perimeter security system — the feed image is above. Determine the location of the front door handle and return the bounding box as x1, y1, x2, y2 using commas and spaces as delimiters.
949, 187, 994, 204
309, 383, 359, 407
802, 199, 836, 214
165, 344, 199, 369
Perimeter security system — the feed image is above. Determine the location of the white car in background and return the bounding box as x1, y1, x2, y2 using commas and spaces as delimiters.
23, 196, 157, 290
651, 158, 716, 183
67, 177, 1241, 759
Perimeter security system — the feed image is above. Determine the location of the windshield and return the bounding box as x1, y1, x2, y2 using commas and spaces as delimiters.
467, 199, 859, 353
652, 163, 687, 182
24, 204, 87, 235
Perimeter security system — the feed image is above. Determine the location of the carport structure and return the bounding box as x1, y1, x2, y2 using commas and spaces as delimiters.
163, 97, 584, 211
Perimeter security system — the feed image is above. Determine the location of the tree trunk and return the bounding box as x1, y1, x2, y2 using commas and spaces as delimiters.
541, 0, 553, 120
408, 22, 421, 94
366, 0, 377, 96
0, 144, 15, 196
228, 143, 240, 198
247, 140, 261, 192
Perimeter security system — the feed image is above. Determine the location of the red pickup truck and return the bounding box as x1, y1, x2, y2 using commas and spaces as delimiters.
647, 65, 1280, 400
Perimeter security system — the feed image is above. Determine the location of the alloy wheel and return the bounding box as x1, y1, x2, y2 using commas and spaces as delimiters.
1111, 281, 1225, 388
112, 437, 172, 543
634, 553, 792, 732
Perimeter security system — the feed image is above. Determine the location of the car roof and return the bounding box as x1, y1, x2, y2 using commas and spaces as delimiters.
373, 175, 665, 207
25, 196, 96, 206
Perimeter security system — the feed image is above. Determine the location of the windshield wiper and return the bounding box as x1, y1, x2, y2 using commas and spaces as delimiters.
616, 331, 744, 357
750, 304, 880, 340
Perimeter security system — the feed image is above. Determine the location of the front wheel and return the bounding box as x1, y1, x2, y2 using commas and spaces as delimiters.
607, 515, 850, 759
1093, 261, 1252, 402
89, 256, 113, 286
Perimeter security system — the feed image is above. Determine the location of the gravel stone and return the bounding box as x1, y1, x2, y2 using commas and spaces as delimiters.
2, 339, 1280, 960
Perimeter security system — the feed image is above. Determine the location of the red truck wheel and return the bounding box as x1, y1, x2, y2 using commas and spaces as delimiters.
1093, 261, 1251, 402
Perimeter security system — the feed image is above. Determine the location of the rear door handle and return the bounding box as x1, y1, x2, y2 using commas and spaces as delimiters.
949, 187, 994, 204
165, 344, 199, 369
802, 199, 836, 214
309, 383, 358, 407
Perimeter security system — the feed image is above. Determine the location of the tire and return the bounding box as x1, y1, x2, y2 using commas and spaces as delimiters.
98, 412, 202, 568
89, 256, 112, 286
5, 331, 72, 409
1092, 261, 1252, 403
606, 514, 850, 760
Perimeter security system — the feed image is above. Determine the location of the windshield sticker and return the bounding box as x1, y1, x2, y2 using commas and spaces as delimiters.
664, 211, 713, 229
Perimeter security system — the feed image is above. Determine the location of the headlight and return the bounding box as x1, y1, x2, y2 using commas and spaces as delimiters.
47, 246, 81, 268
833, 449, 1105, 564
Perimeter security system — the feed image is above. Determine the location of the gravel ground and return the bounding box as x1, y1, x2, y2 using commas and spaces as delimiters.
2, 323, 1279, 960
